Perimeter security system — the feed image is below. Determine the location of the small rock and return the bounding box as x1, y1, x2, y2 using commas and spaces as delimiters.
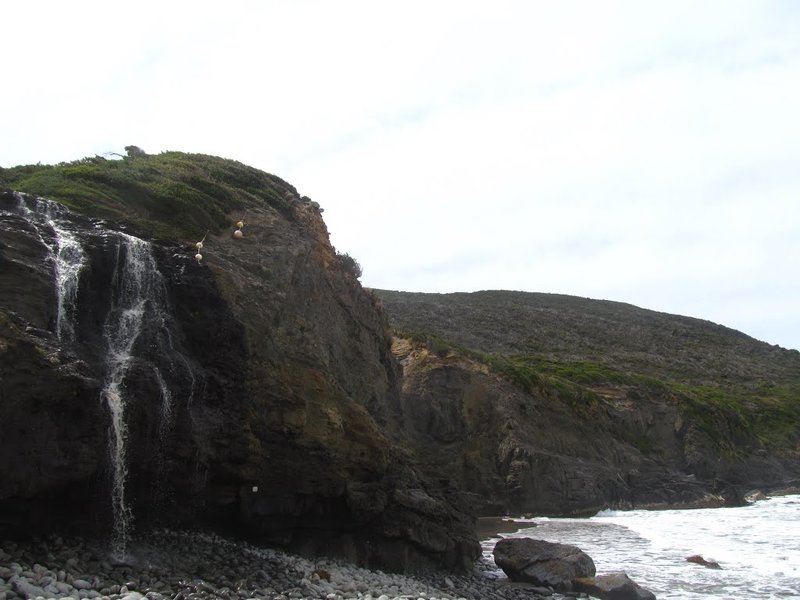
56, 581, 73, 594
12, 577, 47, 599
686, 555, 722, 569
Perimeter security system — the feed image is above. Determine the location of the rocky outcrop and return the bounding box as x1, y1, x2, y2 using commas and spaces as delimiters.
492, 537, 595, 588
0, 190, 478, 572
392, 339, 731, 516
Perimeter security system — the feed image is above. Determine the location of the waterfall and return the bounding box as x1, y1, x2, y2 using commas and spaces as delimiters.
102, 232, 159, 559
9, 193, 197, 559
12, 193, 86, 340
101, 231, 196, 559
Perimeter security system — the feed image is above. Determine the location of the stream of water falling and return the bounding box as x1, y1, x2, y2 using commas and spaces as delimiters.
12, 192, 85, 340
101, 232, 168, 559
8, 194, 196, 559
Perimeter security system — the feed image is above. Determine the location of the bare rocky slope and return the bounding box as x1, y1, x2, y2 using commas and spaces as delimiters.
372, 289, 800, 515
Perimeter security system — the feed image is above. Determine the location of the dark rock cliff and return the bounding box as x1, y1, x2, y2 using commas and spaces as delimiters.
375, 290, 800, 516
0, 190, 478, 572
3, 151, 798, 574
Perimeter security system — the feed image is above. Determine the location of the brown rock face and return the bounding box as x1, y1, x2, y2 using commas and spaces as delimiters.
0, 191, 478, 572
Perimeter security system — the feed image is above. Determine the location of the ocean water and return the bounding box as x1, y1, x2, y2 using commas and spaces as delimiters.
480, 495, 800, 599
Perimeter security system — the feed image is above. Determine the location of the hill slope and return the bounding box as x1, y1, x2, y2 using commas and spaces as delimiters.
373, 289, 800, 513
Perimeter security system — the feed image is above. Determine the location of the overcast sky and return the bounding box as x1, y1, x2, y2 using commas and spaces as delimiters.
3, 1, 799, 350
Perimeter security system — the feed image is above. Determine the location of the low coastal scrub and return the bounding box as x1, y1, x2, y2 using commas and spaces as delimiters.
398, 330, 800, 456
0, 150, 296, 241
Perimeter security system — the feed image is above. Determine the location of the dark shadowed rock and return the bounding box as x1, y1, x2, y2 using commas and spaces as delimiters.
492, 537, 595, 588
0, 189, 479, 573
575, 573, 657, 600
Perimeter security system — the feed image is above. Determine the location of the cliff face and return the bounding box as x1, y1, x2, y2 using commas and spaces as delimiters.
376, 290, 800, 515
0, 189, 478, 572
4, 151, 798, 573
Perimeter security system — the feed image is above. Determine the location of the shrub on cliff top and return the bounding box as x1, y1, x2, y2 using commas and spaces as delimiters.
336, 251, 363, 279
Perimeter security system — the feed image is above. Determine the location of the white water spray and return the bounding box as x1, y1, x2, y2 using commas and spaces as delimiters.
12, 193, 85, 340
49, 216, 85, 341
10, 193, 198, 558
101, 232, 163, 559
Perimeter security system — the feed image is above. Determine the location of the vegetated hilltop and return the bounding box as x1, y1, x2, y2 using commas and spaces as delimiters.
0, 147, 297, 242
372, 289, 800, 515
0, 150, 477, 573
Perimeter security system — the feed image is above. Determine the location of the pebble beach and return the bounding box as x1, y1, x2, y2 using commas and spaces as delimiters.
0, 530, 571, 600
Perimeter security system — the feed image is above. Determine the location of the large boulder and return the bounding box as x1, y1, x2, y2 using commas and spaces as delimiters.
492, 537, 595, 588
575, 573, 656, 600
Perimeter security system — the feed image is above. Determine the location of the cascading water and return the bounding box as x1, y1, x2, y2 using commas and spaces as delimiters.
8, 192, 197, 559
49, 217, 85, 341
12, 192, 86, 340
100, 230, 197, 559
101, 231, 180, 559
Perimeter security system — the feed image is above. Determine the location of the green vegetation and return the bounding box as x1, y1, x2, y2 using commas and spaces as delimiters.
336, 251, 363, 279
396, 329, 800, 455
0, 150, 296, 241
677, 381, 800, 454
484, 352, 799, 453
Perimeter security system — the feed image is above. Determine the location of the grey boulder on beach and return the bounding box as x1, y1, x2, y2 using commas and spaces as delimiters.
492, 537, 595, 588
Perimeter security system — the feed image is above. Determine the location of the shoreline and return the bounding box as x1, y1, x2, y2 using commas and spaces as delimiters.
474, 485, 800, 541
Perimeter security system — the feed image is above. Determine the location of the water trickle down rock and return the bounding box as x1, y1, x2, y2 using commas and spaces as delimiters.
11, 192, 86, 341
100, 231, 195, 559
2, 193, 197, 556
0, 188, 481, 573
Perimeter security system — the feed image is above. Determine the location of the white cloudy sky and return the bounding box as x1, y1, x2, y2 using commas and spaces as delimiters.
3, 1, 799, 349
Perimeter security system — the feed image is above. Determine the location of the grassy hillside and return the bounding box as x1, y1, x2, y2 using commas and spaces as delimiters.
373, 289, 800, 454
0, 149, 298, 241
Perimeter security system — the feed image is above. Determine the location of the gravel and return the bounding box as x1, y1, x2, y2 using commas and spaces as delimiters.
0, 529, 578, 600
